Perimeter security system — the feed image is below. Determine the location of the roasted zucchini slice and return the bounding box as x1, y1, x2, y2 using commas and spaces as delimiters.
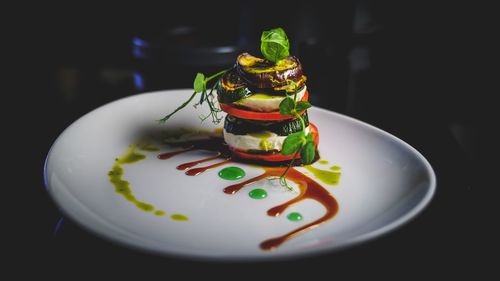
224, 112, 310, 136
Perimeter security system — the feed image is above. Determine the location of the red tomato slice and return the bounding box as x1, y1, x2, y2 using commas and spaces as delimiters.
230, 123, 319, 162
219, 91, 309, 121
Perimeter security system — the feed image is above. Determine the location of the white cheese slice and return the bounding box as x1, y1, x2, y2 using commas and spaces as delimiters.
223, 126, 310, 152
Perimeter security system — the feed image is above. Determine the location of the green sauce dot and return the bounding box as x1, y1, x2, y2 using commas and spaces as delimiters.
249, 188, 267, 199
287, 212, 303, 221
319, 160, 329, 164
330, 165, 342, 171
218, 166, 246, 180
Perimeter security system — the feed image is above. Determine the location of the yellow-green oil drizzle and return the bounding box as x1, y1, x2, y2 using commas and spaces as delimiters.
245, 93, 280, 100
249, 131, 273, 151
108, 145, 189, 221
319, 160, 329, 165
154, 210, 166, 216
330, 165, 341, 171
137, 142, 160, 152
304, 165, 341, 185
171, 214, 189, 221
108, 147, 156, 212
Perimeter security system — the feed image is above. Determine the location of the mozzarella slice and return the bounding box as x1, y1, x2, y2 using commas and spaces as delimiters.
233, 86, 307, 112
223, 126, 310, 152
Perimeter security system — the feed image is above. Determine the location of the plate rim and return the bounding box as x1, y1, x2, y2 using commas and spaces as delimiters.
44, 89, 436, 261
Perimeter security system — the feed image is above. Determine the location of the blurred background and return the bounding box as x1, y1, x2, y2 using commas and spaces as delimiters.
8, 0, 494, 278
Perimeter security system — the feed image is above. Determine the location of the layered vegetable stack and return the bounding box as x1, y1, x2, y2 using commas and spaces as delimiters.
159, 27, 319, 181
217, 53, 319, 163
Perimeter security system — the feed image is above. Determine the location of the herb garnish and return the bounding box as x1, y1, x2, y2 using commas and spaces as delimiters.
260, 27, 290, 63
158, 69, 227, 124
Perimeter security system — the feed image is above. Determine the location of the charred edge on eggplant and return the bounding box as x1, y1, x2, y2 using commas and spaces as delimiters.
218, 69, 307, 105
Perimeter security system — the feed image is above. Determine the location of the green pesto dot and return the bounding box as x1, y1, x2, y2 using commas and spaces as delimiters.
249, 188, 267, 199
218, 166, 246, 180
287, 212, 303, 221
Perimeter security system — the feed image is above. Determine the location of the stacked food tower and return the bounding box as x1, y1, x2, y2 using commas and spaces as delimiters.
217, 53, 319, 163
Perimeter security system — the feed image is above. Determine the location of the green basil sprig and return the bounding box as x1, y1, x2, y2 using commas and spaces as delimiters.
158, 70, 227, 124
260, 27, 290, 63
279, 96, 314, 163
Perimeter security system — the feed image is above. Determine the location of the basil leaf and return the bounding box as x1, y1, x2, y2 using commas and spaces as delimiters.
279, 96, 295, 115
305, 132, 314, 143
193, 73, 205, 93
282, 132, 305, 155
301, 140, 315, 164
260, 27, 290, 63
295, 101, 311, 112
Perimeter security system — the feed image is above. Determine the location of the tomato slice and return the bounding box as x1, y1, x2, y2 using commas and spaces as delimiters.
230, 123, 319, 162
219, 90, 309, 121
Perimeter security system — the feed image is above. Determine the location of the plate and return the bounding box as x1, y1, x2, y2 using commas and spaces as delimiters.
44, 89, 436, 260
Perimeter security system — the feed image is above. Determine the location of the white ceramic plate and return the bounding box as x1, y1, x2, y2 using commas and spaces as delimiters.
45, 89, 436, 260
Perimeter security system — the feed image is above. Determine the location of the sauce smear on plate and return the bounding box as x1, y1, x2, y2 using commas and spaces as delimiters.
156, 138, 340, 251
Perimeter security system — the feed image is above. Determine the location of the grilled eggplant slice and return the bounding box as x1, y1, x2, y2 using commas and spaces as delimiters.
236, 53, 305, 89
217, 68, 251, 103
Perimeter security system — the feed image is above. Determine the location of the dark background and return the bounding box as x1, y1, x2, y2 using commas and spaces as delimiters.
8, 0, 495, 278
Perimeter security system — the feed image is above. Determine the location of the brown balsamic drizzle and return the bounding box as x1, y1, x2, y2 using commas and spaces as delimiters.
176, 153, 221, 170
157, 146, 195, 159
224, 167, 338, 250
158, 139, 232, 175
184, 159, 232, 176
158, 138, 339, 251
